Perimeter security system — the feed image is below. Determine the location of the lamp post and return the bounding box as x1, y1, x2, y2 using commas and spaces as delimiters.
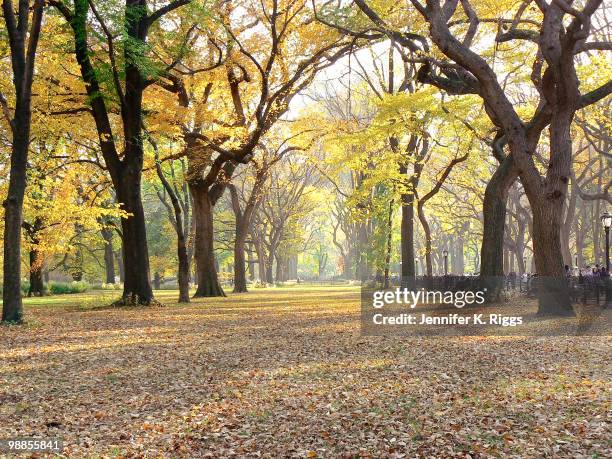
442, 250, 449, 276
601, 212, 611, 271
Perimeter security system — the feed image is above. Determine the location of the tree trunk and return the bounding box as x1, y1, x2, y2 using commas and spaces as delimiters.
2, 129, 28, 322
561, 181, 577, 266
101, 227, 116, 284
266, 257, 275, 284
287, 254, 298, 279
575, 207, 585, 268
528, 111, 574, 316
154, 146, 190, 303
383, 199, 394, 288
357, 222, 370, 282
247, 242, 256, 281
417, 203, 433, 279
28, 248, 44, 297
115, 174, 154, 304
190, 183, 225, 297
531, 202, 573, 315
116, 248, 125, 283
1, 0, 44, 322
177, 233, 191, 303
233, 228, 248, 293
479, 154, 519, 297
255, 241, 267, 283
456, 234, 465, 275
153, 272, 161, 290
400, 192, 416, 288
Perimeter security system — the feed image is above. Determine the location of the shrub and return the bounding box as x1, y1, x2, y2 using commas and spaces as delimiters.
49, 281, 89, 295
100, 283, 123, 290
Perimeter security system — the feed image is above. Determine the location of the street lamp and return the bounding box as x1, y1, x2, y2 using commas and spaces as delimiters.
601, 212, 611, 271
442, 250, 449, 276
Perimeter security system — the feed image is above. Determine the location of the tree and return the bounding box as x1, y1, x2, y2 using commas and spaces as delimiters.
228, 140, 297, 292
251, 156, 321, 283
353, 0, 612, 315
150, 140, 193, 302
48, 0, 194, 305
157, 0, 358, 296
1, 0, 44, 322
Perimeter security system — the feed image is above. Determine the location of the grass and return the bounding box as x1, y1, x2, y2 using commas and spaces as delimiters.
0, 287, 609, 458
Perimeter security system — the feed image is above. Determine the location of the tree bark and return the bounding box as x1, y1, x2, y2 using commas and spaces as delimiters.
190, 182, 225, 297
256, 242, 268, 283
28, 249, 44, 297
417, 203, 434, 279
480, 153, 519, 297
115, 174, 154, 304
233, 228, 248, 293
116, 247, 125, 283
247, 243, 256, 281
400, 191, 416, 288
1, 0, 44, 323
2, 126, 28, 321
383, 198, 394, 288
101, 227, 116, 284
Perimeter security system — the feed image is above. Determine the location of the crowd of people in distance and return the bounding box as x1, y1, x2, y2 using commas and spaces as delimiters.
567, 264, 610, 279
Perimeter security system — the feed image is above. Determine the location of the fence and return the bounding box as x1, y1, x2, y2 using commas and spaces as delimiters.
384, 274, 611, 307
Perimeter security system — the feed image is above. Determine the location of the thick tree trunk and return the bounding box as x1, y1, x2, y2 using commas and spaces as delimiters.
531, 202, 573, 315
28, 249, 44, 297
2, 131, 28, 322
479, 154, 519, 297
529, 112, 574, 316
1, 0, 44, 322
115, 172, 154, 304
101, 227, 116, 284
190, 183, 225, 297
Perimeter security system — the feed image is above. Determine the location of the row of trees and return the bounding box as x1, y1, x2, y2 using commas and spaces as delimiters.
319, 0, 611, 314
1, 0, 610, 322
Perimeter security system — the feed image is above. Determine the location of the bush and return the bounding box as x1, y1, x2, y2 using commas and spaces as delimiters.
49, 281, 89, 295
100, 282, 123, 290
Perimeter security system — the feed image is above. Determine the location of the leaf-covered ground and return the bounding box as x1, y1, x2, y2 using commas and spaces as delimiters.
0, 287, 609, 458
